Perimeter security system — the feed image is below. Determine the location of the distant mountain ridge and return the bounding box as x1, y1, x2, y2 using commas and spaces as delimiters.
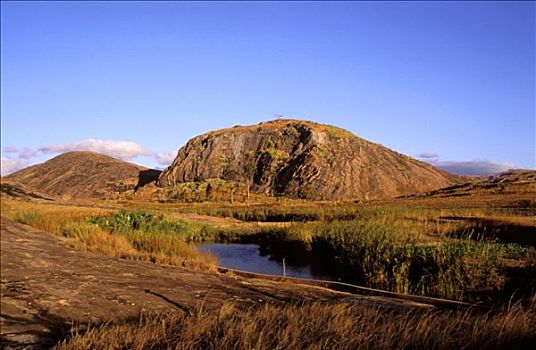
402, 169, 536, 200
158, 119, 461, 200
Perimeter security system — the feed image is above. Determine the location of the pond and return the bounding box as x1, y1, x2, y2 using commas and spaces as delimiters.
197, 243, 338, 281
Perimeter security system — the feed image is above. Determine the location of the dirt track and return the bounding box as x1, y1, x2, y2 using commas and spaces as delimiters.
0, 217, 429, 349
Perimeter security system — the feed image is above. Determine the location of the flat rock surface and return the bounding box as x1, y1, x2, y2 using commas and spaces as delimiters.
0, 217, 426, 349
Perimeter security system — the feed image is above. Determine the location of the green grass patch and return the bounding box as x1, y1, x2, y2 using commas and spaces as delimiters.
14, 210, 44, 225
88, 210, 218, 242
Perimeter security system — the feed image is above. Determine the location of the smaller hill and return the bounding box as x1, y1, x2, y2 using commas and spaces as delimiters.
0, 179, 56, 201
5, 151, 161, 199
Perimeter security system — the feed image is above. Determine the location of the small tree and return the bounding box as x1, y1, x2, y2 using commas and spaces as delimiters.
205, 183, 213, 201
225, 168, 240, 204
229, 182, 240, 203
243, 163, 255, 205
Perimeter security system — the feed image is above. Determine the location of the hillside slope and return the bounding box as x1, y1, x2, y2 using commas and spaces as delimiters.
158, 119, 460, 200
0, 179, 56, 201
403, 169, 536, 200
5, 151, 160, 199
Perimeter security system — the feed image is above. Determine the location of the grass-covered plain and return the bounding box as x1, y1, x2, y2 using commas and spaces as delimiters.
2, 194, 536, 348
3, 196, 535, 303
185, 199, 535, 302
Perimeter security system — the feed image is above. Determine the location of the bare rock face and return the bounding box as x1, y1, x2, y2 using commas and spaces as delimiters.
6, 151, 161, 199
158, 120, 459, 200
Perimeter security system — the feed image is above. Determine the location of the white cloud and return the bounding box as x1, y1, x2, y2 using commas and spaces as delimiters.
435, 160, 515, 176
3, 146, 18, 153
155, 150, 178, 166
2, 146, 37, 160
1, 157, 29, 176
39, 139, 151, 161
418, 152, 439, 160
18, 147, 38, 159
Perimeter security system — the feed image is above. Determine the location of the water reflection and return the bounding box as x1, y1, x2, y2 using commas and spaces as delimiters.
197, 243, 337, 281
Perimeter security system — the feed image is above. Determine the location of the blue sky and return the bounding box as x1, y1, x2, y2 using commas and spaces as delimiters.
1, 1, 534, 175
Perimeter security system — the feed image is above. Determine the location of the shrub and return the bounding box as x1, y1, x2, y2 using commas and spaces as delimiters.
89, 210, 218, 242
14, 210, 44, 225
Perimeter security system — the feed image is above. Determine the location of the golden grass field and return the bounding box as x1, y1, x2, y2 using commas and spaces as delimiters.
56, 300, 536, 350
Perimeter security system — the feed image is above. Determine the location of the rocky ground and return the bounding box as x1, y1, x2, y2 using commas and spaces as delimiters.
0, 217, 432, 349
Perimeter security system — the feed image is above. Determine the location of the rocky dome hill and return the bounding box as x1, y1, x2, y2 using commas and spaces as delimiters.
158, 119, 460, 200
5, 151, 160, 199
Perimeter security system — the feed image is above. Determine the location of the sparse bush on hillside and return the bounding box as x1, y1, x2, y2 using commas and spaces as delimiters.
160, 180, 254, 203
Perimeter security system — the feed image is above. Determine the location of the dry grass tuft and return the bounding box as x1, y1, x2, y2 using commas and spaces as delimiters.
57, 301, 536, 350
